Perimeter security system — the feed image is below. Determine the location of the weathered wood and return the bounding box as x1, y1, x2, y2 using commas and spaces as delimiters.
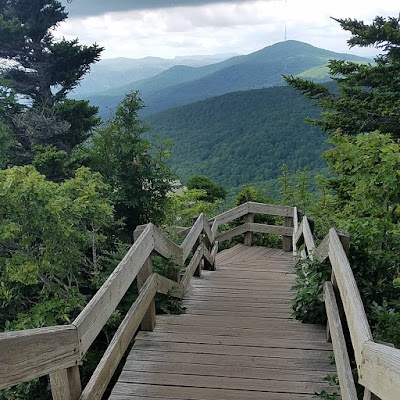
363, 389, 381, 400
50, 366, 81, 400
79, 274, 157, 400
73, 224, 154, 356
0, 325, 79, 390
324, 282, 358, 400
133, 224, 147, 241
155, 273, 184, 298
181, 214, 204, 262
293, 220, 304, 248
202, 218, 213, 245
247, 202, 294, 217
213, 203, 248, 226
282, 216, 293, 252
153, 225, 183, 266
137, 257, 156, 331
211, 241, 219, 265
211, 219, 219, 241
215, 224, 247, 243
359, 341, 400, 400
247, 222, 293, 236
314, 233, 330, 263
181, 244, 204, 290
203, 245, 214, 271
336, 229, 350, 257
243, 213, 254, 246
292, 207, 299, 255
328, 229, 372, 367
302, 216, 315, 257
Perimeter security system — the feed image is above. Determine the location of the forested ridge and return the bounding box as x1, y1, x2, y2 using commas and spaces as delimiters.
146, 85, 330, 194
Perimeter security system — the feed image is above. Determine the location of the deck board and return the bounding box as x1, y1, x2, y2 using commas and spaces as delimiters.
109, 246, 337, 399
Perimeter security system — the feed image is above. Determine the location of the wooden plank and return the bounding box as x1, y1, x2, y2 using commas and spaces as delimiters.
303, 216, 315, 257
211, 219, 218, 241
0, 325, 79, 390
155, 273, 184, 298
324, 282, 358, 400
328, 229, 372, 366
292, 207, 299, 255
50, 366, 81, 400
213, 203, 248, 226
202, 217, 213, 245
73, 224, 154, 356
215, 223, 247, 243
363, 389, 381, 400
79, 274, 157, 400
248, 202, 294, 217
203, 245, 214, 270
122, 359, 332, 382
110, 382, 312, 400
181, 244, 204, 290
359, 340, 400, 400
210, 241, 218, 265
153, 225, 183, 266
126, 349, 336, 373
136, 331, 333, 351
181, 214, 204, 262
247, 222, 293, 236
314, 233, 330, 262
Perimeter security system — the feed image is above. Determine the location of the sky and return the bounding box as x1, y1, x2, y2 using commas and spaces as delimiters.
56, 0, 400, 60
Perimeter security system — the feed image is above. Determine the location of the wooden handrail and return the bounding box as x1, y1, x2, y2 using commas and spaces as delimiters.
294, 214, 400, 400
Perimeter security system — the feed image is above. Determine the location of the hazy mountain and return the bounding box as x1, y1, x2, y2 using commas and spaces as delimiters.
71, 53, 238, 97
84, 40, 370, 118
144, 84, 330, 195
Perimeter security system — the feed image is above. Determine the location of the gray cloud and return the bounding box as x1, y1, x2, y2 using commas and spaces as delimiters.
61, 0, 253, 17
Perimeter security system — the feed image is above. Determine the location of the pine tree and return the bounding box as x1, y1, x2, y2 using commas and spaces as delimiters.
285, 16, 400, 138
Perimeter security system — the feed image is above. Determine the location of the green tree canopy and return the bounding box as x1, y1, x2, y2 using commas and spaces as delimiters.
285, 16, 400, 138
186, 175, 227, 202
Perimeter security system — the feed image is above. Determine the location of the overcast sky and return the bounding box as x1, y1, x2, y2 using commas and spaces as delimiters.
56, 0, 399, 59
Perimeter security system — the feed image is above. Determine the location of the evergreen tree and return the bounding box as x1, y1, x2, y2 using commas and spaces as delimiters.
285, 16, 400, 138
0, 0, 103, 160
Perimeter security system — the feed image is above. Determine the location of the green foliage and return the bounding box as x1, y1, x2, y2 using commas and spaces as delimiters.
186, 175, 227, 202
285, 16, 400, 138
291, 258, 330, 324
165, 188, 223, 227
86, 92, 174, 233
314, 390, 340, 399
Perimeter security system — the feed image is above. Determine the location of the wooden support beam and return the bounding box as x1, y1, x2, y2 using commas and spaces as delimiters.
243, 213, 254, 246
282, 216, 293, 252
50, 366, 81, 400
137, 257, 156, 331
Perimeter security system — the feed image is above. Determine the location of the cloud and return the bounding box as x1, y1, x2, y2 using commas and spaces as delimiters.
61, 0, 255, 17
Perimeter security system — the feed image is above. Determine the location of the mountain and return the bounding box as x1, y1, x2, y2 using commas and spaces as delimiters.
144, 84, 330, 195
84, 40, 371, 118
71, 53, 237, 97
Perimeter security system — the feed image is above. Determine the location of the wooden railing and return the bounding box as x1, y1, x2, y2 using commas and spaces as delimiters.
0, 202, 294, 400
293, 208, 400, 400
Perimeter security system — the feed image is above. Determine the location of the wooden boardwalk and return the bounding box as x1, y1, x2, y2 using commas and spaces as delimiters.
109, 244, 336, 400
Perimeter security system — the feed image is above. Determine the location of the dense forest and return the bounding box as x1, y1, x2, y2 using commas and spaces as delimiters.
0, 1, 399, 399
146, 84, 330, 195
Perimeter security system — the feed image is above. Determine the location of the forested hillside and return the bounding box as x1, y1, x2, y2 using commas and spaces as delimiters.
146, 85, 330, 193
86, 40, 370, 117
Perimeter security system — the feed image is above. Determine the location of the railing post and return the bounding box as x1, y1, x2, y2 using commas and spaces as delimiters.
50, 365, 82, 400
363, 389, 381, 400
134, 227, 156, 331
243, 213, 254, 246
282, 216, 293, 252
136, 256, 156, 331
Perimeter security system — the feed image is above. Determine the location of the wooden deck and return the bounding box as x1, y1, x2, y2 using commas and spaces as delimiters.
109, 244, 336, 400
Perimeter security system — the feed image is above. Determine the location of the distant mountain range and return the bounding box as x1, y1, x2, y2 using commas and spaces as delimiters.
78, 40, 370, 118
71, 53, 238, 97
